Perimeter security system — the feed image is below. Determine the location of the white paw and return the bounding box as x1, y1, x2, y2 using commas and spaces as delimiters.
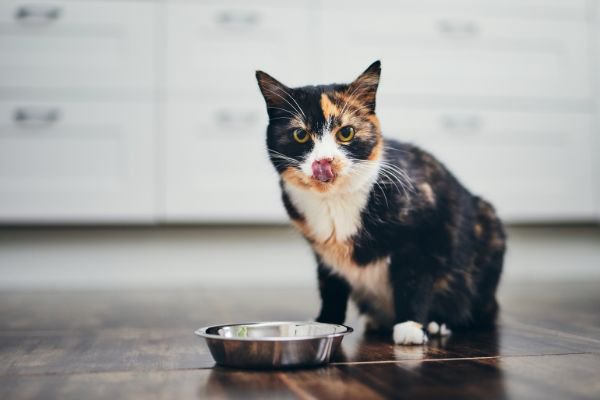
427, 321, 440, 335
440, 324, 451, 336
427, 321, 452, 337
393, 321, 428, 345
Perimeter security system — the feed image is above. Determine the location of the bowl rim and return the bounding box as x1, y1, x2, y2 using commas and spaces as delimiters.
194, 321, 354, 342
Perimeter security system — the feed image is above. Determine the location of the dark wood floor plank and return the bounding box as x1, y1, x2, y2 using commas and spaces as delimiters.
1, 354, 598, 400
499, 282, 600, 341
0, 329, 213, 376
334, 354, 600, 400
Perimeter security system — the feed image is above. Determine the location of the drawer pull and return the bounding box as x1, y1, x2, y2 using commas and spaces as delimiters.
216, 11, 260, 28
440, 115, 482, 133
437, 20, 480, 37
216, 110, 258, 126
14, 107, 61, 125
15, 5, 61, 23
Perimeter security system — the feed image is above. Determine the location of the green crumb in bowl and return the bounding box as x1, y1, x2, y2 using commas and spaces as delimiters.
236, 326, 248, 337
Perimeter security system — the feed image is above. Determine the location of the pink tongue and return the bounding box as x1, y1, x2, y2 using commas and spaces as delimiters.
312, 160, 334, 182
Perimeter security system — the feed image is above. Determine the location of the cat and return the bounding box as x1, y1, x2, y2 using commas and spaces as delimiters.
255, 61, 506, 345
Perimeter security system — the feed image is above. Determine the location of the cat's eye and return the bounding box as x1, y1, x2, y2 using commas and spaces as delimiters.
293, 128, 310, 144
337, 126, 355, 142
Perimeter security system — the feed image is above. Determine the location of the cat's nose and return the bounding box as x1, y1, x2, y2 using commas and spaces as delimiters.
312, 159, 335, 182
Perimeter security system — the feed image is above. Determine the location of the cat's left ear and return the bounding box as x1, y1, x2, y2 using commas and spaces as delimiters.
347, 60, 381, 112
256, 70, 291, 111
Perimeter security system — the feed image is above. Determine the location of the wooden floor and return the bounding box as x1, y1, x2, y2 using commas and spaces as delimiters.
1, 282, 599, 400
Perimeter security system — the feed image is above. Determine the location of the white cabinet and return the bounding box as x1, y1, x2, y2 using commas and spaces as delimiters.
163, 0, 310, 221
0, 0, 156, 91
0, 0, 598, 224
0, 101, 156, 222
320, 0, 592, 103
0, 0, 158, 223
166, 0, 313, 95
378, 107, 595, 221
163, 99, 285, 222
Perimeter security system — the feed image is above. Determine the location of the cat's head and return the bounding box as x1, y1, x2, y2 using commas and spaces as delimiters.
256, 61, 383, 194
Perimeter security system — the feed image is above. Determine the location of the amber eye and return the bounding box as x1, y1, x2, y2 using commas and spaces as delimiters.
337, 126, 355, 142
293, 128, 310, 144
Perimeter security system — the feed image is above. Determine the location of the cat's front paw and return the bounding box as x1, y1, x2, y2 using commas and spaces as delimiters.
393, 321, 428, 345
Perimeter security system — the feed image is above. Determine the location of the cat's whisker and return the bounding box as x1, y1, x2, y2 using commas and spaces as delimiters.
267, 106, 302, 121
268, 150, 301, 166
377, 168, 407, 200
349, 158, 415, 200
378, 165, 415, 195
268, 116, 294, 121
280, 88, 307, 119
263, 88, 306, 120
382, 145, 412, 155
345, 159, 409, 201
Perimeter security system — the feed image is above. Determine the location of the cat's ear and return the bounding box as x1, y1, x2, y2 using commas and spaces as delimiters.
347, 60, 381, 112
256, 71, 291, 110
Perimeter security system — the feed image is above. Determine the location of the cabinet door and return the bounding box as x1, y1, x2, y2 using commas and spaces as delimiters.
320, 0, 591, 103
163, 99, 286, 222
0, 0, 156, 91
0, 102, 156, 222
377, 107, 594, 221
166, 0, 312, 95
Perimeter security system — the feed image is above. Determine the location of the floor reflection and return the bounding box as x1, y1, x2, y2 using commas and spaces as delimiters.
339, 322, 503, 362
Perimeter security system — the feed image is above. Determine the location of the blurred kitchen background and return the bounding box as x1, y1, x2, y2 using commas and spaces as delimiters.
0, 0, 599, 289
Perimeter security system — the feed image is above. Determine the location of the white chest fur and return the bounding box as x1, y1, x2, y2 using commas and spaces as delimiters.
283, 165, 395, 326
284, 183, 370, 243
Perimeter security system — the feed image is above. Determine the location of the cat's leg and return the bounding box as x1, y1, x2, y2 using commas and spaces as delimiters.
315, 261, 350, 324
389, 254, 435, 345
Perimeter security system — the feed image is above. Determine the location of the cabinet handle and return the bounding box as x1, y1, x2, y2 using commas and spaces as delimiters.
437, 20, 480, 37
15, 5, 61, 22
440, 115, 482, 133
215, 110, 258, 127
216, 11, 260, 28
14, 107, 61, 124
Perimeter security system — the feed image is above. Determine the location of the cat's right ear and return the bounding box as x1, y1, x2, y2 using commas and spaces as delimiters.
256, 71, 290, 110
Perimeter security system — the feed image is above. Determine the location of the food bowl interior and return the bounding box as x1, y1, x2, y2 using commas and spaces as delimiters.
207, 322, 349, 339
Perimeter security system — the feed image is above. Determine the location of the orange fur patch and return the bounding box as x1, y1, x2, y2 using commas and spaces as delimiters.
320, 93, 340, 121
434, 274, 453, 293
474, 224, 483, 238
419, 183, 436, 206
367, 114, 381, 130
368, 138, 383, 161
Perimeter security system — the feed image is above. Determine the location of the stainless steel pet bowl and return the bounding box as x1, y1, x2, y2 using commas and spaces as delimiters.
195, 321, 353, 369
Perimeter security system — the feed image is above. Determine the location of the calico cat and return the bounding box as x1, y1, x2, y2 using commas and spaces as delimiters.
256, 61, 506, 345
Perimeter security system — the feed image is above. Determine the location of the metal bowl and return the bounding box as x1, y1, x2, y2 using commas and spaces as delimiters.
195, 321, 353, 369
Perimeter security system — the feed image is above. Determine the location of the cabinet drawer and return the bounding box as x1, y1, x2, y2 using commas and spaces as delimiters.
0, 101, 156, 222
377, 107, 595, 221
163, 99, 286, 222
320, 1, 591, 102
324, 0, 589, 20
0, 0, 156, 91
166, 0, 312, 95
